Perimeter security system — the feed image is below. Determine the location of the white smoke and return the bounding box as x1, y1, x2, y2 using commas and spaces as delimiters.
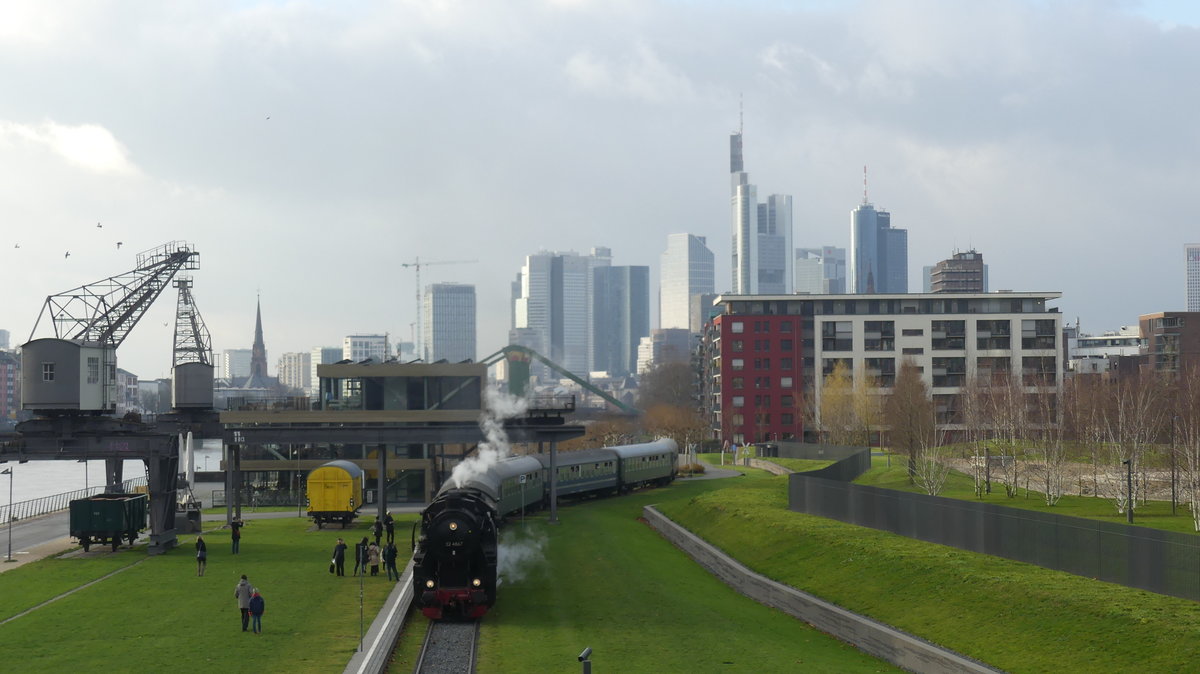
448, 387, 529, 488
497, 526, 547, 587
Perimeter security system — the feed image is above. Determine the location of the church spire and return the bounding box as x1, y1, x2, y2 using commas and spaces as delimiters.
247, 293, 269, 386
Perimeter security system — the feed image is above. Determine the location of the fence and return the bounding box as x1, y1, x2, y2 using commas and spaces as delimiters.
212, 488, 304, 508
787, 449, 1200, 602
1, 476, 149, 524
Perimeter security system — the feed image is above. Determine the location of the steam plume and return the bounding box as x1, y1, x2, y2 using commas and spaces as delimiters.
448, 387, 528, 488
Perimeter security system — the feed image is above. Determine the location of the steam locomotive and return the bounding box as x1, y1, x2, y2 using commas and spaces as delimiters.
412, 439, 678, 620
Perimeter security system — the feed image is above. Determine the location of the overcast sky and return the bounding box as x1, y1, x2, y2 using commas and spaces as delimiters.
2, 0, 1198, 379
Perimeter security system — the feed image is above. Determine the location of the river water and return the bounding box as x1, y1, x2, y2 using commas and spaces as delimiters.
1, 439, 224, 505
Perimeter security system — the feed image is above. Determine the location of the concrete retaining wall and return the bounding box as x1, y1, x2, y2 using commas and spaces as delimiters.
748, 458, 792, 475
344, 559, 416, 674
643, 506, 1000, 674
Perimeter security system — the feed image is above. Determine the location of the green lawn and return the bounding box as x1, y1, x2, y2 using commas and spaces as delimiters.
859, 457, 1200, 534
658, 472, 1200, 673
0, 516, 416, 672
465, 477, 897, 673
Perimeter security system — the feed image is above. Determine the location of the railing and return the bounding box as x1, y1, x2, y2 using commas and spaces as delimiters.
212, 488, 304, 508
0, 476, 149, 524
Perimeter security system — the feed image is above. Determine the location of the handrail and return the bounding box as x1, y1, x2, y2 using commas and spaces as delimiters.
0, 476, 149, 524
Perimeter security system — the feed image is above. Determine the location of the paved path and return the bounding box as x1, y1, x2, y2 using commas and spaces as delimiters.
0, 511, 73, 573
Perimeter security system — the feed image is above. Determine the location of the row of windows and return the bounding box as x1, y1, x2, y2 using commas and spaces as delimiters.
729, 412, 797, 426
820, 356, 1058, 387
730, 358, 796, 371
731, 391, 797, 408
729, 320, 795, 334
820, 319, 1058, 352
729, 339, 796, 353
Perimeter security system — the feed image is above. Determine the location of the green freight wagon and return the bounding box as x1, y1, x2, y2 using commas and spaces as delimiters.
69, 493, 148, 552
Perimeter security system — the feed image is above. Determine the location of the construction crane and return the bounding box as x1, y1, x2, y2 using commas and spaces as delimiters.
28, 240, 199, 347
171, 276, 212, 367
400, 257, 477, 360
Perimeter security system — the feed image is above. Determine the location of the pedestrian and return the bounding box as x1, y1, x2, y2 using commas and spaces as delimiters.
384, 512, 395, 544
368, 541, 381, 576
332, 537, 347, 577
384, 541, 399, 581
234, 575, 253, 632
230, 518, 244, 555
195, 534, 207, 577
372, 517, 383, 546
353, 537, 368, 576
249, 590, 265, 634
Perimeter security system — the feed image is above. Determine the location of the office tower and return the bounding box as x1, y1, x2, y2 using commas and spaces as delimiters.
930, 250, 988, 293
0, 329, 9, 350
593, 266, 650, 377
309, 347, 342, 398
922, 266, 934, 293
343, 334, 390, 362
221, 349, 252, 381
795, 247, 847, 294
636, 328, 692, 375
730, 129, 793, 295
689, 293, 720, 333
513, 250, 607, 377
849, 182, 908, 293
1188, 245, 1200, 312
277, 352, 311, 392
660, 234, 715, 331
424, 283, 476, 363
0, 350, 19, 422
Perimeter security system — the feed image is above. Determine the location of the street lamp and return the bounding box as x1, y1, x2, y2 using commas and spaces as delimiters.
1122, 459, 1134, 524
3, 467, 13, 563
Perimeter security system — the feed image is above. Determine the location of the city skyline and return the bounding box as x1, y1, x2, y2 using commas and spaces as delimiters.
2, 1, 1199, 377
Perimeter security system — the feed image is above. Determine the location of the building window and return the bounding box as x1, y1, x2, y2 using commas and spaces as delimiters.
731, 322, 744, 334
976, 320, 1012, 350
932, 357, 966, 387
732, 396, 745, 407
781, 395, 795, 408
934, 393, 962, 424
780, 322, 793, 333
931, 320, 966, 350
864, 321, 895, 351
755, 377, 770, 389
902, 347, 924, 355
42, 363, 55, 382
732, 340, 744, 352
901, 328, 924, 337
781, 377, 793, 388
821, 321, 853, 351
864, 357, 896, 387
1021, 320, 1057, 350
976, 357, 1011, 381
780, 339, 794, 351
821, 358, 852, 377
732, 358, 744, 370
1022, 356, 1057, 385
780, 357, 794, 370
782, 412, 794, 425
731, 377, 744, 389
87, 357, 100, 385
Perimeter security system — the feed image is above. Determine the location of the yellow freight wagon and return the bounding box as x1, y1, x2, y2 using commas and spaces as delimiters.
306, 460, 365, 528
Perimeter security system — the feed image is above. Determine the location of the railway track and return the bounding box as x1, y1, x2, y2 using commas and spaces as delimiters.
413, 620, 479, 674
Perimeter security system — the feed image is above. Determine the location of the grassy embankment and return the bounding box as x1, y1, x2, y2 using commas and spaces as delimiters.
861, 455, 1200, 534
391, 474, 898, 673
660, 467, 1200, 673
0, 515, 413, 672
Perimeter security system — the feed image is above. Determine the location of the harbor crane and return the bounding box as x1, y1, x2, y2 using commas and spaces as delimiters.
400, 257, 477, 360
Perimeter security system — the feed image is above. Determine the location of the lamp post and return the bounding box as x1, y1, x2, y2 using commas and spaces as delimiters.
3, 467, 13, 563
1122, 459, 1134, 524
295, 448, 302, 518
1171, 416, 1178, 516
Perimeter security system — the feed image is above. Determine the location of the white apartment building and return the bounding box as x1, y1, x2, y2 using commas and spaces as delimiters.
310, 346, 342, 398
1187, 244, 1200, 312
221, 348, 252, 381
343, 335, 390, 363
276, 351, 311, 392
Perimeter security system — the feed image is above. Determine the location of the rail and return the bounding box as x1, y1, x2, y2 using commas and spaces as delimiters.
0, 476, 149, 524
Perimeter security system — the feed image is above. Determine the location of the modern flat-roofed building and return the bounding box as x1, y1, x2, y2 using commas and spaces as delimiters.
1139, 312, 1200, 376
701, 292, 1063, 443
424, 283, 476, 363
930, 250, 988, 293
1187, 245, 1200, 312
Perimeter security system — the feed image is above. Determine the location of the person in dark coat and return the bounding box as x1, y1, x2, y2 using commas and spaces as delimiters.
332, 537, 347, 576
230, 519, 244, 555
383, 542, 399, 581
372, 517, 383, 546
195, 535, 207, 577
384, 512, 395, 544
353, 537, 368, 576
234, 575, 253, 631
249, 590, 265, 634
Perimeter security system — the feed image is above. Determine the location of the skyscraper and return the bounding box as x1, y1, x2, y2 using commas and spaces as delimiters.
513, 250, 606, 376
794, 247, 846, 294
660, 233, 715, 331
849, 182, 908, 293
730, 129, 793, 295
277, 352, 311, 392
424, 283, 476, 363
1188, 244, 1200, 312
221, 349, 252, 381
593, 265, 650, 377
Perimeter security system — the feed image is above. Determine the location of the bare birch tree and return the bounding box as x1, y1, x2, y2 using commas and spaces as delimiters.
1175, 365, 1200, 531
1026, 383, 1068, 505
1100, 372, 1166, 517
884, 359, 934, 483
960, 376, 991, 497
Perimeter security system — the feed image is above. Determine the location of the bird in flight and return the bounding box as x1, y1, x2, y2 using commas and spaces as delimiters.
65, 251, 71, 259
116, 241, 123, 249
13, 243, 19, 249
96, 222, 102, 228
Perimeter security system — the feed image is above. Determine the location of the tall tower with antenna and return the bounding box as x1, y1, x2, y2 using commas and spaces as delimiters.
729, 100, 792, 295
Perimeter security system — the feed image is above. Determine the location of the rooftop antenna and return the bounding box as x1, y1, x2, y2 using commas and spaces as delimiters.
739, 92, 743, 136
863, 165, 869, 204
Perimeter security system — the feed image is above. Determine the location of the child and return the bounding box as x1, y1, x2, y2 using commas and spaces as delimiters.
249, 590, 265, 634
